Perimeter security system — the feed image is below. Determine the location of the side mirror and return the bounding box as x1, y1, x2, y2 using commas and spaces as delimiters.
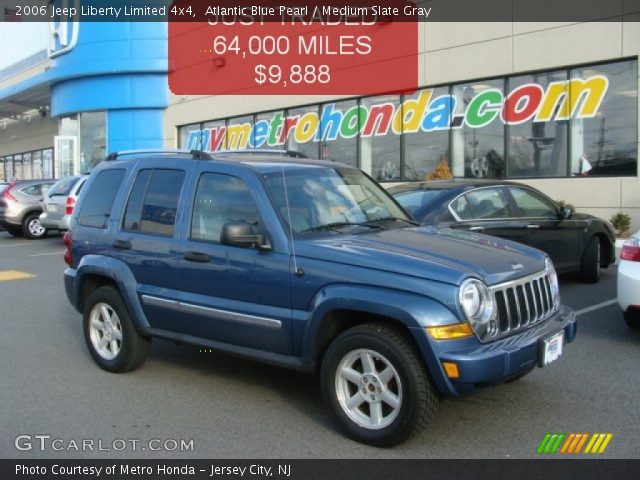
220, 222, 270, 250
560, 207, 573, 219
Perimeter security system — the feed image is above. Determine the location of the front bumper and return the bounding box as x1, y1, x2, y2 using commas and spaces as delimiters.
411, 306, 577, 397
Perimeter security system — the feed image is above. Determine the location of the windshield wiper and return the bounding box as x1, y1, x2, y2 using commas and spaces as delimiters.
363, 217, 420, 227
300, 222, 386, 233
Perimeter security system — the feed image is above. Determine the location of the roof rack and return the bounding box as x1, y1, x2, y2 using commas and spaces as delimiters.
104, 149, 212, 161
216, 149, 308, 159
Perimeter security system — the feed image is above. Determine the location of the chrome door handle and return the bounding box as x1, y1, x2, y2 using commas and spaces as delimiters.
526, 224, 541, 229
469, 226, 485, 232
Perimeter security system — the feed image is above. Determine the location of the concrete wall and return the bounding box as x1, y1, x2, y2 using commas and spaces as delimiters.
0, 115, 57, 156
164, 21, 640, 232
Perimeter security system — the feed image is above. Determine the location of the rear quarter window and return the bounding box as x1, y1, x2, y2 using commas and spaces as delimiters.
78, 169, 126, 229
393, 190, 442, 215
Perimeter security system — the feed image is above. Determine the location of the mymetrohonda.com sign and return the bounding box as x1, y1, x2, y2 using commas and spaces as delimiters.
186, 75, 609, 151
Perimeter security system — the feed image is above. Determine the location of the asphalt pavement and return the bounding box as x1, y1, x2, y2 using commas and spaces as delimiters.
0, 231, 638, 459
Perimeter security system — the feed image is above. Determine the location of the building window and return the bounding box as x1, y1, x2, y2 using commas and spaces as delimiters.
403, 87, 451, 181
176, 59, 638, 182
361, 95, 401, 182
42, 149, 54, 178
319, 99, 359, 168
4, 156, 13, 181
254, 111, 284, 149
451, 79, 505, 179
22, 152, 33, 180
508, 70, 569, 178
181, 123, 203, 150
79, 112, 106, 174
286, 105, 320, 158
32, 151, 42, 179
569, 60, 638, 177
225, 115, 253, 150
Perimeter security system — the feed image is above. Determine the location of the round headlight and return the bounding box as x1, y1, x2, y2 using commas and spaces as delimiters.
459, 278, 494, 325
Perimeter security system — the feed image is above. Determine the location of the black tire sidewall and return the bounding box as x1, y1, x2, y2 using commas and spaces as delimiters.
83, 286, 136, 372
321, 329, 428, 447
580, 237, 600, 283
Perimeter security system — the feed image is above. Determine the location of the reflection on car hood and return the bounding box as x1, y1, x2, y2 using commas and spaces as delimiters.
297, 226, 547, 286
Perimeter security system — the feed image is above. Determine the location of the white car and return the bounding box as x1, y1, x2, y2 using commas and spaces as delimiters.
39, 175, 88, 231
618, 231, 640, 329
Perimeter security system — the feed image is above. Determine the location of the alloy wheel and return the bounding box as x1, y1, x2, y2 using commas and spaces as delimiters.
89, 303, 123, 360
28, 218, 45, 237
334, 348, 403, 430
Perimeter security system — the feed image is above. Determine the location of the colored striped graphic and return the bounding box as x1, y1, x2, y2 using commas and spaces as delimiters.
537, 433, 612, 454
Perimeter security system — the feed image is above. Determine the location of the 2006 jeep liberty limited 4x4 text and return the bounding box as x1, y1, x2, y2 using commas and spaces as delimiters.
64, 149, 576, 446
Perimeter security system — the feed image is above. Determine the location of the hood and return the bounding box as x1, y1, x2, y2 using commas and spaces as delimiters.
296, 226, 547, 286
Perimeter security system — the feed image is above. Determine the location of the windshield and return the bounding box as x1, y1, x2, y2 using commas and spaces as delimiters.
391, 189, 444, 215
263, 167, 412, 235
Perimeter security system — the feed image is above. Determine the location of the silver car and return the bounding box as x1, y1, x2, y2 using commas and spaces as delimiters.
0, 179, 56, 239
39, 176, 88, 232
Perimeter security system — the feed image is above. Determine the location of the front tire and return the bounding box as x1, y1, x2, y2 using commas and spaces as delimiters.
580, 236, 600, 283
22, 212, 47, 239
321, 323, 438, 447
624, 309, 640, 330
83, 286, 150, 373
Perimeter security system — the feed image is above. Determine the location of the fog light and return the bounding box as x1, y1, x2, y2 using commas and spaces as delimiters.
427, 323, 473, 340
442, 362, 459, 379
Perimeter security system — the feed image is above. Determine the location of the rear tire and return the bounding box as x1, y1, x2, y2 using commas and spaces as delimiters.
22, 212, 47, 240
320, 323, 438, 447
579, 236, 600, 283
83, 286, 150, 373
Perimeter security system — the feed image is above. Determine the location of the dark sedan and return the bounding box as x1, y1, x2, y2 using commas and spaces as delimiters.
388, 180, 615, 283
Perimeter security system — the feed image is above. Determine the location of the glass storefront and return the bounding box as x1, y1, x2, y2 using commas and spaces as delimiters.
1, 148, 53, 181
179, 59, 638, 181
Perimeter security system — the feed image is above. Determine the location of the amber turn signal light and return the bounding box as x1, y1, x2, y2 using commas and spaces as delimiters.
442, 362, 460, 379
426, 323, 473, 340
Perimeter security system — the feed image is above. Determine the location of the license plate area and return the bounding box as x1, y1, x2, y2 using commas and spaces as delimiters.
47, 203, 57, 213
539, 331, 564, 367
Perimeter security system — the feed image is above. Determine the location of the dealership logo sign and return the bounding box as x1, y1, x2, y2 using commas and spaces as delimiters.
186, 75, 609, 152
537, 432, 613, 454
48, 0, 80, 59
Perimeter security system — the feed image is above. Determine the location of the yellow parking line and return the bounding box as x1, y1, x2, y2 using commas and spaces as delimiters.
0, 270, 36, 282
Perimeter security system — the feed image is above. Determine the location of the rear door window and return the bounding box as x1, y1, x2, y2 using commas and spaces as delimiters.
78, 169, 126, 228
122, 169, 185, 237
509, 187, 558, 218
19, 184, 41, 196
464, 187, 511, 219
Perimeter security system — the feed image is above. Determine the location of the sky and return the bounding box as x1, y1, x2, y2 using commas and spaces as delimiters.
0, 23, 49, 70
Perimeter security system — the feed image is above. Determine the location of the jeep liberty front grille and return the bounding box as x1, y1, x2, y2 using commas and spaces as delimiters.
491, 270, 558, 338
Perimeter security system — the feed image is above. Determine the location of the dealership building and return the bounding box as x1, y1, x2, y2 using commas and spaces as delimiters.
0, 18, 638, 230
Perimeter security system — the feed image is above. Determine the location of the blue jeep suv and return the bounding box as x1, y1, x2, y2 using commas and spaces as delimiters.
64, 149, 577, 446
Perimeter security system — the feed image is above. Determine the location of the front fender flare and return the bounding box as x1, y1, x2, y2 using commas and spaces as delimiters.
299, 284, 459, 363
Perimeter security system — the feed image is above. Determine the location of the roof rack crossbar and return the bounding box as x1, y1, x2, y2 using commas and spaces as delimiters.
104, 149, 212, 161
216, 149, 308, 158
